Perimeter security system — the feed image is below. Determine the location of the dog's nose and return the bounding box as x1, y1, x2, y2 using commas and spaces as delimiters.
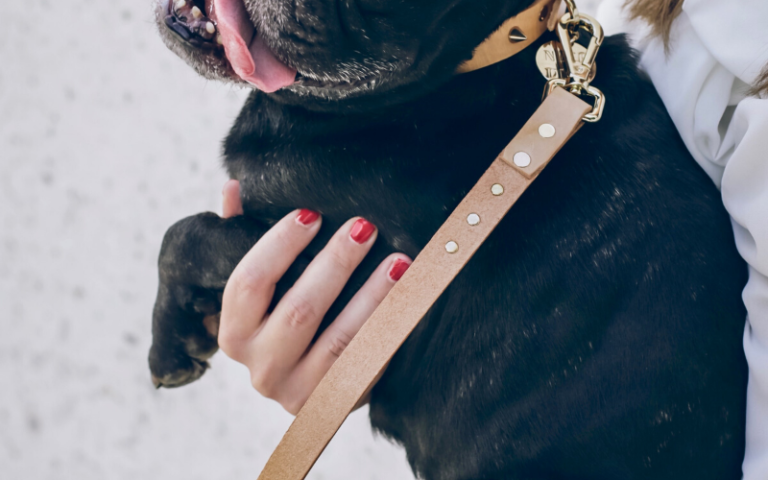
164, 0, 221, 50
151, 374, 163, 389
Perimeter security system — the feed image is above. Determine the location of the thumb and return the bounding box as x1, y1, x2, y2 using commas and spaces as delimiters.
222, 179, 244, 218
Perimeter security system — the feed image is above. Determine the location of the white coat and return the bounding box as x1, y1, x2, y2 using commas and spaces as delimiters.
594, 0, 768, 477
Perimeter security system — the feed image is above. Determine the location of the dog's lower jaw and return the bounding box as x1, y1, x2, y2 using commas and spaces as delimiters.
285, 72, 395, 100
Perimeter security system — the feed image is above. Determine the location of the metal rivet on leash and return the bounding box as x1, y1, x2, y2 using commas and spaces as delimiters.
491, 184, 504, 196
467, 213, 480, 226
539, 123, 556, 138
508, 28, 527, 43
514, 152, 531, 167
445, 241, 459, 253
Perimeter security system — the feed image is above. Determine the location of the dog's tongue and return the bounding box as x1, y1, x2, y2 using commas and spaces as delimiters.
211, 0, 296, 92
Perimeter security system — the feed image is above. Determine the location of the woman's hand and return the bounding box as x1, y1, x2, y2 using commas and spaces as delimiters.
217, 180, 411, 414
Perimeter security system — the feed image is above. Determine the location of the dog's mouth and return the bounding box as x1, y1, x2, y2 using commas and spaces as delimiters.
164, 0, 297, 92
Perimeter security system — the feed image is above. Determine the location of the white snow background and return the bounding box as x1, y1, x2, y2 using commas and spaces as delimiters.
0, 0, 601, 479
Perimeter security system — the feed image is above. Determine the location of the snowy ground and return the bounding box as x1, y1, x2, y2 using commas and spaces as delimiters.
1, 0, 601, 479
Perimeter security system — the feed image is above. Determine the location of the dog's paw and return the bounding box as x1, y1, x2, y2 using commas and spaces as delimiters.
149, 313, 219, 388
149, 282, 222, 389
147, 211, 286, 388
150, 352, 210, 389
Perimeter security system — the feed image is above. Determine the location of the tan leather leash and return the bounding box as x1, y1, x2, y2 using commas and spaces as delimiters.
258, 2, 604, 478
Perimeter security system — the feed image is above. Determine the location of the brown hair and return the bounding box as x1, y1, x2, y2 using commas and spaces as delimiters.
625, 0, 683, 48
626, 0, 768, 96
750, 65, 768, 97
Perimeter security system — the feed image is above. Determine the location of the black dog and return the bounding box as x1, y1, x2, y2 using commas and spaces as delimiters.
148, 0, 749, 477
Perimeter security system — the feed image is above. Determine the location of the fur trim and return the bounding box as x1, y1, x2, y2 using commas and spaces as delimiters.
624, 0, 683, 49
749, 65, 768, 97
625, 0, 768, 96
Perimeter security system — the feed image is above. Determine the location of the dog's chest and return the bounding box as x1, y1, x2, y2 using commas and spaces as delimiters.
226, 121, 479, 255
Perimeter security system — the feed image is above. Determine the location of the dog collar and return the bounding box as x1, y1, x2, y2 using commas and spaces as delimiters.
457, 0, 563, 73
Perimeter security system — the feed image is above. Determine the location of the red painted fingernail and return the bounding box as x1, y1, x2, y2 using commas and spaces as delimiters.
350, 218, 376, 244
296, 209, 320, 225
388, 259, 411, 281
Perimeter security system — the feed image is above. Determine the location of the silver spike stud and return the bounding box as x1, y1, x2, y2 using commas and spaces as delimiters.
509, 28, 527, 43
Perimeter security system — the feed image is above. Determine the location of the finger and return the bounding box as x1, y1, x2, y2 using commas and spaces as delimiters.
285, 254, 411, 410
252, 217, 378, 376
222, 179, 244, 218
218, 209, 322, 360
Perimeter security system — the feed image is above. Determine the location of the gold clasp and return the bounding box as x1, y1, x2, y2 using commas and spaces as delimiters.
557, 12, 603, 93
563, 0, 580, 22
540, 1, 605, 122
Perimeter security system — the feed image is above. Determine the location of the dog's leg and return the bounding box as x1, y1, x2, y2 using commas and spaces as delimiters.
147, 212, 310, 388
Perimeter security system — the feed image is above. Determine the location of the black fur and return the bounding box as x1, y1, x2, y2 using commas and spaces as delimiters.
149, 1, 749, 477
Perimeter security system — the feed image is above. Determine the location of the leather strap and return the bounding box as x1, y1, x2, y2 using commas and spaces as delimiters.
258, 88, 592, 480
456, 0, 561, 74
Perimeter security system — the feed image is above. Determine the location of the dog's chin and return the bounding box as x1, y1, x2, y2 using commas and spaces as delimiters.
286, 71, 403, 101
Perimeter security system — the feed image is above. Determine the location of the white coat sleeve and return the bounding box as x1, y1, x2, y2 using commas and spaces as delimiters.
722, 98, 768, 479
